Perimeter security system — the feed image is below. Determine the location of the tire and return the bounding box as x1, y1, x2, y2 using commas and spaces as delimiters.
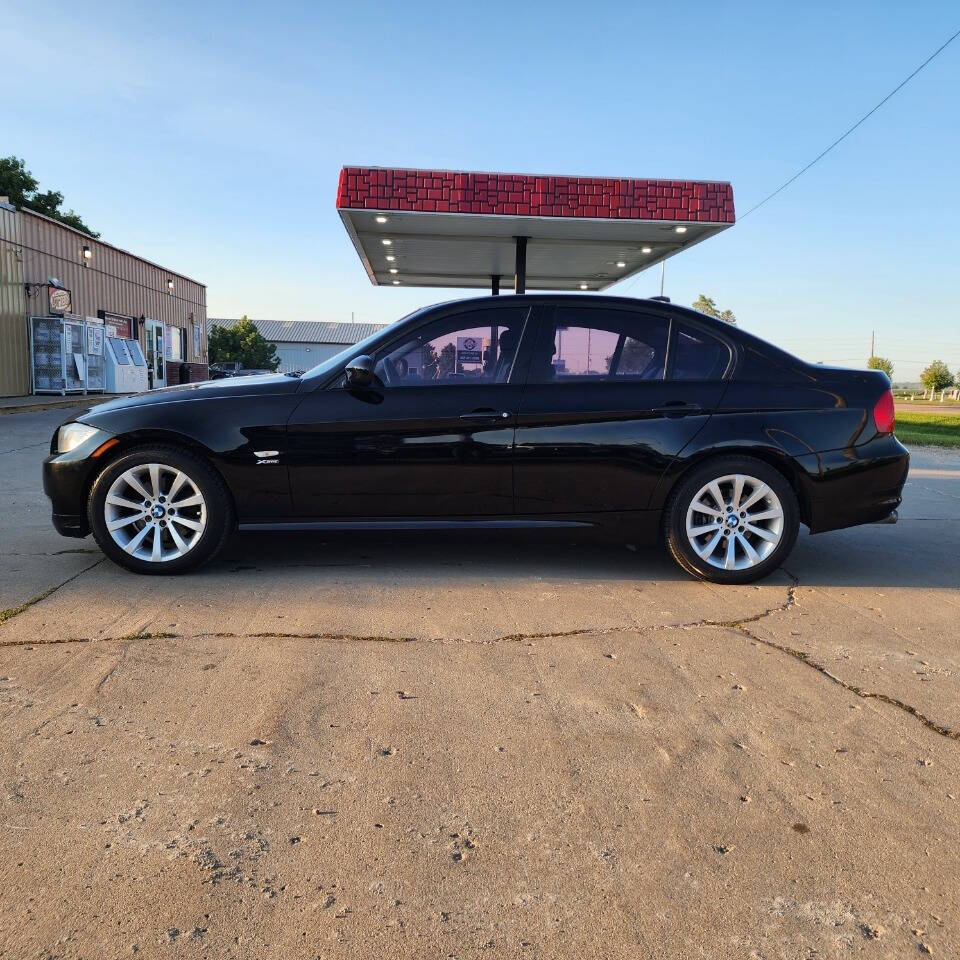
88, 445, 234, 575
663, 455, 799, 585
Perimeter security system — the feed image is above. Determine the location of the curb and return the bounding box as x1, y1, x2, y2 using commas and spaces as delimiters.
0, 399, 94, 417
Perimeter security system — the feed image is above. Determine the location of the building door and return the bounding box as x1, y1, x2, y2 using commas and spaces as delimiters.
144, 319, 166, 389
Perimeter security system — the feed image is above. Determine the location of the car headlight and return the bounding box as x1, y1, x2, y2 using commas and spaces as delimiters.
56, 422, 102, 454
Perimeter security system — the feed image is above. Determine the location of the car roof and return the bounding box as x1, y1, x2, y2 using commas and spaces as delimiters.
432, 292, 726, 330
426, 293, 803, 368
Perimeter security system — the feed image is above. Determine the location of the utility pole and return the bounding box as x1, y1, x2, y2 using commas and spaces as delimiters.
870, 331, 875, 359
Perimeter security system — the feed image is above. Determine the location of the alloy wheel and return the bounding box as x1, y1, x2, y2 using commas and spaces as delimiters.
103, 462, 207, 563
684, 473, 784, 571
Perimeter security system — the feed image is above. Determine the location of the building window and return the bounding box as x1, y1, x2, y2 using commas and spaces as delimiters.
167, 327, 185, 363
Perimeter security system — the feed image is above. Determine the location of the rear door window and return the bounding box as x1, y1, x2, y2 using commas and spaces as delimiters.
531, 307, 669, 383
670, 325, 731, 380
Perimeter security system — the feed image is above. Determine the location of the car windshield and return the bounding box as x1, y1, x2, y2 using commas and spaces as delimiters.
299, 306, 433, 384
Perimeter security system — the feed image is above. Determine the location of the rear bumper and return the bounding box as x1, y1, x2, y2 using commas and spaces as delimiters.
796, 434, 909, 534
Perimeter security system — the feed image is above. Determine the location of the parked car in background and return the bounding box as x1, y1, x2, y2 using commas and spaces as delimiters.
208, 362, 277, 380
43, 295, 908, 581
208, 361, 241, 379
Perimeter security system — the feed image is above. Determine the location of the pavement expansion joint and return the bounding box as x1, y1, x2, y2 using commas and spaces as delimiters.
2, 562, 957, 741
0, 558, 104, 626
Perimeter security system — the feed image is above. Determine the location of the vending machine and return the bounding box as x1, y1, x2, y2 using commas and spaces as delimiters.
127, 339, 149, 390
104, 337, 149, 393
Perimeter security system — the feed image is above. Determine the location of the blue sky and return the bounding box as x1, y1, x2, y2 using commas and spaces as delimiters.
3, 0, 959, 382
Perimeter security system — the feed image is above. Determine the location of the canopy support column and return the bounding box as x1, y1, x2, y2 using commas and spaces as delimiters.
513, 236, 527, 295
491, 275, 500, 296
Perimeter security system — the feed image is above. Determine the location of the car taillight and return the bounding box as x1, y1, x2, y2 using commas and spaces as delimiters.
873, 389, 895, 434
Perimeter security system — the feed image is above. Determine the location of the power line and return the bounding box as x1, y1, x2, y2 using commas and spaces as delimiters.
616, 26, 960, 299
739, 25, 960, 220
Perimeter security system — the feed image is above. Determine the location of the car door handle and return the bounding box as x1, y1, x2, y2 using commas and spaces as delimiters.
653, 402, 702, 417
459, 409, 511, 420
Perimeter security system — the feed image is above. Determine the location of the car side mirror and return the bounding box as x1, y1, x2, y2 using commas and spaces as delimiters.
345, 355, 376, 388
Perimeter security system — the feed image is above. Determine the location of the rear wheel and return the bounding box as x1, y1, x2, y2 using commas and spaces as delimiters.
663, 456, 799, 584
88, 445, 233, 574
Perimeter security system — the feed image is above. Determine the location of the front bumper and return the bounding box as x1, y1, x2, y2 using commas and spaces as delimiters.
44, 453, 98, 538
43, 427, 114, 539
796, 434, 909, 534
51, 511, 90, 538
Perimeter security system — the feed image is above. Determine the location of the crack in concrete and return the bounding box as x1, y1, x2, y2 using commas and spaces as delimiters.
0, 626, 597, 649
628, 572, 959, 742
1, 442, 49, 455
737, 624, 959, 741
5, 548, 101, 558
0, 559, 105, 626
2, 565, 955, 742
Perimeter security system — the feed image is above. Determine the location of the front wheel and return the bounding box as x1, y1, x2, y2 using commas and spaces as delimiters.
663, 456, 799, 584
88, 445, 233, 574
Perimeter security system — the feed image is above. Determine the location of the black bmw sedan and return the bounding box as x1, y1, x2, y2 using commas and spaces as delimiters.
43, 295, 908, 583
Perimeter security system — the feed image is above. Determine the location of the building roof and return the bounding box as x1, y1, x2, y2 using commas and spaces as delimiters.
336, 166, 735, 291
208, 317, 389, 345
16, 205, 206, 288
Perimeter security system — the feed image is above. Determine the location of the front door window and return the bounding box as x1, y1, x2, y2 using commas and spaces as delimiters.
368, 308, 529, 388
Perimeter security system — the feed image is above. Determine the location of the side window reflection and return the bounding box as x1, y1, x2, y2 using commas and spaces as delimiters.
531, 308, 669, 383
374, 309, 527, 387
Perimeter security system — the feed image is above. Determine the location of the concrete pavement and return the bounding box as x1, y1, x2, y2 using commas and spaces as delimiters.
1, 408, 958, 959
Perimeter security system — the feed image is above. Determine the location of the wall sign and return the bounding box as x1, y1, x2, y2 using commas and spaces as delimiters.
99, 311, 133, 339
48, 286, 72, 315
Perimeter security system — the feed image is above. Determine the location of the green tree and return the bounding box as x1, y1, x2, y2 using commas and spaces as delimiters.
0, 156, 99, 237
867, 355, 894, 379
419, 342, 438, 378
692, 294, 737, 325
208, 316, 280, 370
920, 360, 953, 393
437, 342, 456, 378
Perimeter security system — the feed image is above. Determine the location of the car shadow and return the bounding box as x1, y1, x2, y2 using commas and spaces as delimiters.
207, 524, 960, 590
215, 529, 687, 584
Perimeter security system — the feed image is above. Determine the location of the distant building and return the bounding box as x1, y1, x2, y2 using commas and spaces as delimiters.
0, 200, 207, 397
208, 318, 389, 373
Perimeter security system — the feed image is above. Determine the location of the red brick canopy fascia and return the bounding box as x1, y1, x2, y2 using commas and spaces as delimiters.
337, 167, 735, 224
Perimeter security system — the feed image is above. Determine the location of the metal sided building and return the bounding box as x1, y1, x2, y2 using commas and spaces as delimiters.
0, 201, 208, 396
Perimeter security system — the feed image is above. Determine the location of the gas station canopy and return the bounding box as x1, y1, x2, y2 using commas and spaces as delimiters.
337, 166, 735, 293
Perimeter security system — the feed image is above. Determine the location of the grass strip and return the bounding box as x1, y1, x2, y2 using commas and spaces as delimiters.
895, 412, 960, 449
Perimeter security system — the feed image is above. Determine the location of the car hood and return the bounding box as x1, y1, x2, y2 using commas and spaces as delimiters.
77, 373, 300, 420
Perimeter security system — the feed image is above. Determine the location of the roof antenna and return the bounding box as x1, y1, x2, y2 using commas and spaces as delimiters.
649, 260, 670, 301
